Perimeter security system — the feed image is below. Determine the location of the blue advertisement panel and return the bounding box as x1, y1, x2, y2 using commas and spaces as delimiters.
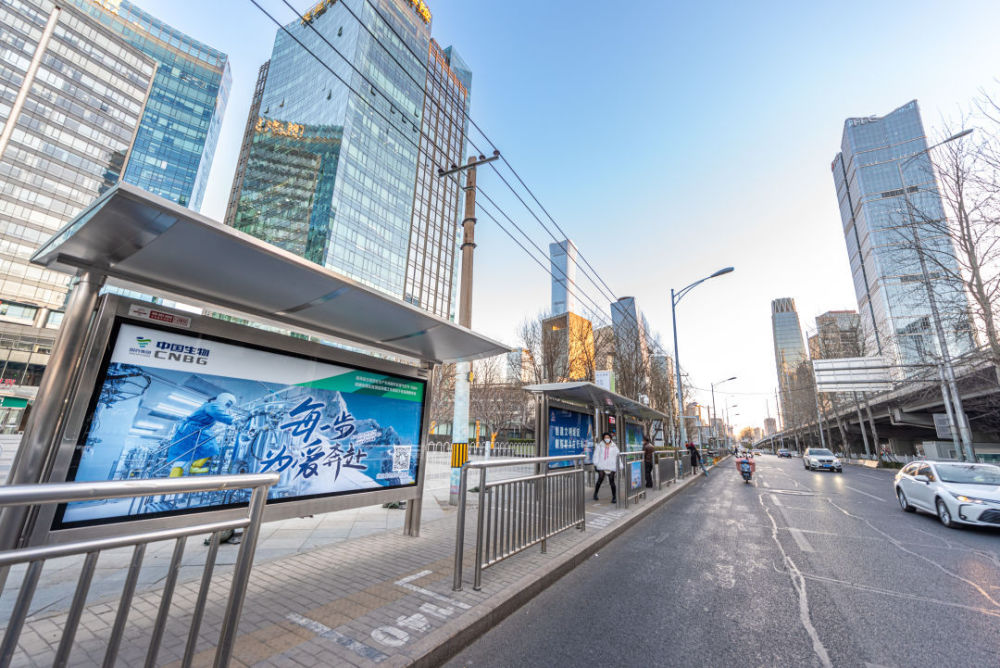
547, 407, 593, 468
56, 320, 425, 528
626, 422, 643, 452
630, 460, 642, 491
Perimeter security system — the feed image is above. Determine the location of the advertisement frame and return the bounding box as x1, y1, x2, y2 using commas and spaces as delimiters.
31, 295, 431, 545
546, 405, 594, 468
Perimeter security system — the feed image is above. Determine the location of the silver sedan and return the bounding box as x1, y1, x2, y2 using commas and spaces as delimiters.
894, 461, 1000, 528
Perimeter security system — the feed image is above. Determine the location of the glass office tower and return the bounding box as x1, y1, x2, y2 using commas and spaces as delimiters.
832, 101, 973, 372
0, 0, 155, 430
771, 298, 808, 429
404, 40, 470, 318
228, 0, 470, 319
65, 0, 231, 211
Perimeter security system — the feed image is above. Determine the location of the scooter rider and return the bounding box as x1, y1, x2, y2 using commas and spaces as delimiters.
736, 451, 755, 482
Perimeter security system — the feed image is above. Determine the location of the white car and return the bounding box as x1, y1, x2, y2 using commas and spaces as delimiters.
802, 448, 842, 472
894, 461, 1000, 528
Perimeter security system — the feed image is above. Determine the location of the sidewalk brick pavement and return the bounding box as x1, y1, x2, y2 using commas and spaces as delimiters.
3, 462, 716, 667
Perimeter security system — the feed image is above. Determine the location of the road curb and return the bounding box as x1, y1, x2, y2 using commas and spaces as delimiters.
412, 460, 723, 667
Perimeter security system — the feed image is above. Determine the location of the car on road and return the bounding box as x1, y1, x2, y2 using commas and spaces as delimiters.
752, 450, 763, 456
777, 449, 792, 458
803, 448, 842, 472
895, 461, 1000, 528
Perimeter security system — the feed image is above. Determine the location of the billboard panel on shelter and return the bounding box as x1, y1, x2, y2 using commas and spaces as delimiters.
56, 320, 425, 528
548, 407, 593, 468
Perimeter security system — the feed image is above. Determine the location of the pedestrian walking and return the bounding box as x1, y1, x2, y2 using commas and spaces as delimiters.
592, 432, 619, 503
643, 438, 655, 488
686, 442, 708, 477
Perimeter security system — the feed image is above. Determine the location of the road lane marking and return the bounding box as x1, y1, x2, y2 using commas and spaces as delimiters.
770, 493, 782, 507
845, 485, 887, 502
762, 481, 770, 488
788, 528, 815, 552
759, 496, 833, 667
826, 499, 1000, 611
801, 573, 1000, 620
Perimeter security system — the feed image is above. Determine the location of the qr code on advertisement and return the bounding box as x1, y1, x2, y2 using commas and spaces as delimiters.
392, 445, 411, 472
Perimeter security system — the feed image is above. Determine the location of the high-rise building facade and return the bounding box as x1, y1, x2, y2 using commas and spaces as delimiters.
611, 297, 651, 398
227, 0, 469, 319
0, 0, 156, 430
813, 310, 861, 360
832, 100, 974, 372
550, 239, 578, 316
66, 0, 230, 211
405, 40, 469, 319
771, 298, 808, 428
541, 311, 594, 382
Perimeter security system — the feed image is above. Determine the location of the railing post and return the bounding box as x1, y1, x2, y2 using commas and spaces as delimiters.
452, 464, 469, 591
213, 482, 269, 668
473, 466, 487, 591
540, 464, 549, 554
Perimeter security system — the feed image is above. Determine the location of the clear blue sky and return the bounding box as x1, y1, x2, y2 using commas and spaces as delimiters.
138, 0, 1000, 431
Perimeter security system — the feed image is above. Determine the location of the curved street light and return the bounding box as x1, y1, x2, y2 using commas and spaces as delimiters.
671, 268, 735, 446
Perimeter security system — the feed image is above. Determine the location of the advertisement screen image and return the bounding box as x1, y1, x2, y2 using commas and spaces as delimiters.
625, 423, 643, 452
58, 322, 425, 527
547, 408, 593, 468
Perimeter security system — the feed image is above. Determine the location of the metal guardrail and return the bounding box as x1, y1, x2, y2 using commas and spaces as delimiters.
453, 455, 585, 591
0, 473, 278, 668
655, 450, 677, 490
616, 452, 646, 509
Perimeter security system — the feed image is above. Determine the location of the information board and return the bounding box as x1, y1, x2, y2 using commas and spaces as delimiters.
547, 407, 593, 468
57, 320, 425, 528
630, 460, 642, 491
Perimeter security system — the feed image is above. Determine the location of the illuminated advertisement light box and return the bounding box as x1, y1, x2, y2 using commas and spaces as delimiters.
630, 460, 642, 491
625, 422, 643, 452
55, 318, 425, 529
547, 407, 593, 469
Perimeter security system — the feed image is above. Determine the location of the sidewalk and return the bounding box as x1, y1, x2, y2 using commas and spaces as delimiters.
4, 458, 718, 667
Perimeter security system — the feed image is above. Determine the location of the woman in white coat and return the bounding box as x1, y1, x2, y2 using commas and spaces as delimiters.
592, 432, 620, 503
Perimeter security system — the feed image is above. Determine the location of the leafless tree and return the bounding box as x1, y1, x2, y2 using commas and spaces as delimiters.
469, 354, 536, 442
427, 363, 455, 440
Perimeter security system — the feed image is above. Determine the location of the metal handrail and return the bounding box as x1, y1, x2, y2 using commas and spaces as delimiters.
454, 455, 585, 591
0, 473, 278, 668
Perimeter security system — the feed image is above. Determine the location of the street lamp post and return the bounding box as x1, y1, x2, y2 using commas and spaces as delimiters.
894, 129, 976, 461
671, 267, 734, 448
711, 376, 736, 450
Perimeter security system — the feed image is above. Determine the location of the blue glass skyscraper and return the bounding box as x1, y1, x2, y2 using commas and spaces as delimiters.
832, 100, 974, 372
227, 0, 470, 319
65, 0, 231, 211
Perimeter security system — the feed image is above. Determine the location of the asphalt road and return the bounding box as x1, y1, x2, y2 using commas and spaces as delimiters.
445, 456, 1000, 668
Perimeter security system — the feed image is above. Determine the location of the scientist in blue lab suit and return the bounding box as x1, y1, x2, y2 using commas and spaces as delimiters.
167, 393, 238, 477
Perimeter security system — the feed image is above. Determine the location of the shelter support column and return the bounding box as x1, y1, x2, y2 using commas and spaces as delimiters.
1, 270, 105, 550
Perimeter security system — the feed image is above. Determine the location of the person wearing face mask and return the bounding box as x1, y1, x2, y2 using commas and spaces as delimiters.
592, 431, 620, 503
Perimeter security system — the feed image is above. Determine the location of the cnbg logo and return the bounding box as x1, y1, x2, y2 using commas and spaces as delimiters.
153, 341, 211, 366
136, 337, 151, 348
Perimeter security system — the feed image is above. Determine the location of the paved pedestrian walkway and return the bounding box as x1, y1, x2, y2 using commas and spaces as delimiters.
2, 456, 719, 667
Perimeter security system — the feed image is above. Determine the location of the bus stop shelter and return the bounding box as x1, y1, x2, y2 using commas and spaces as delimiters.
522, 382, 671, 457
2, 183, 509, 551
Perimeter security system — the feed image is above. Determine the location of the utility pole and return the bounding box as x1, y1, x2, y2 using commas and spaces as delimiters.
438, 151, 499, 505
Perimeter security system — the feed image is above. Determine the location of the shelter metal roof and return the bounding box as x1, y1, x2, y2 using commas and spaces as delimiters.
522, 381, 669, 421
31, 184, 510, 364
